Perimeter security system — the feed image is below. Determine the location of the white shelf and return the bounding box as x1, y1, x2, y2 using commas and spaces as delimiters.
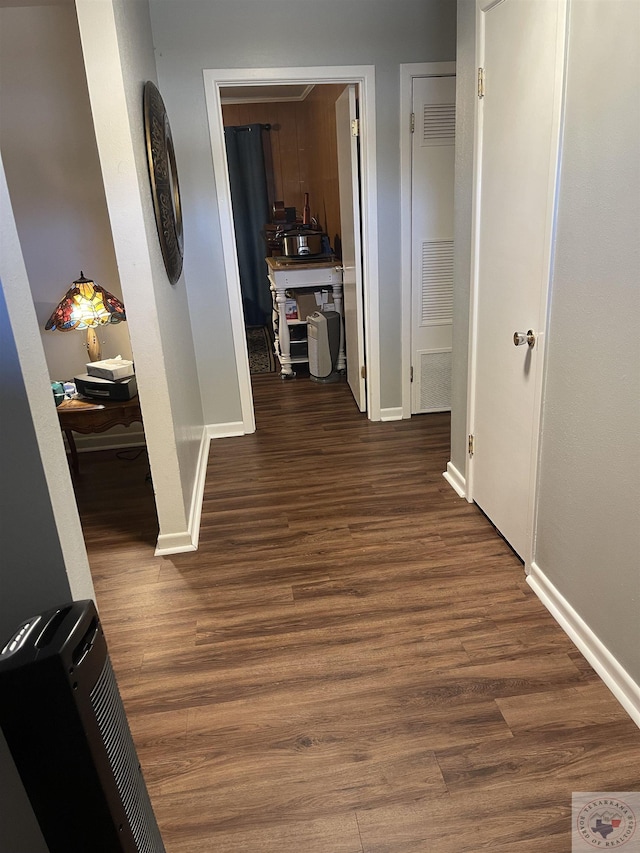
268, 259, 344, 377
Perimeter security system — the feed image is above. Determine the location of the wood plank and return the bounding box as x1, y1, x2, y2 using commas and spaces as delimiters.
356, 788, 571, 853
155, 810, 364, 853
434, 722, 640, 795
496, 683, 635, 732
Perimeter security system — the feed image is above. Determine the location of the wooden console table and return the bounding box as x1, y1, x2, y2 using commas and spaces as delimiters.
56, 396, 143, 475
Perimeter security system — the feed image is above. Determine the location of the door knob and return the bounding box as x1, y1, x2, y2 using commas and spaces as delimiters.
513, 330, 536, 348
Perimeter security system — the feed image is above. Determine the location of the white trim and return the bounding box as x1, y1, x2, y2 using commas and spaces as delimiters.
528, 562, 640, 729
526, 2, 568, 565
466, 1, 568, 558
220, 84, 315, 105
464, 2, 484, 505
530, 2, 571, 559
206, 421, 247, 439
154, 425, 212, 555
203, 65, 380, 422
153, 420, 252, 556
442, 461, 466, 498
380, 406, 403, 422
185, 426, 211, 551
154, 532, 197, 556
203, 77, 255, 436
400, 62, 456, 420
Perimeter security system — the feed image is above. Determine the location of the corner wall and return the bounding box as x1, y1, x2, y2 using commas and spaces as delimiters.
76, 0, 206, 552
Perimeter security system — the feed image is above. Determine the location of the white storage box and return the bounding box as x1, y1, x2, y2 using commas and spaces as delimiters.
86, 357, 134, 381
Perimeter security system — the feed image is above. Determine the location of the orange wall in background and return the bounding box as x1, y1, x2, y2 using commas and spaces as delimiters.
222, 83, 346, 253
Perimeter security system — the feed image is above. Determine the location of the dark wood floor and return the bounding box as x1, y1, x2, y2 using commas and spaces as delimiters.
77, 374, 640, 853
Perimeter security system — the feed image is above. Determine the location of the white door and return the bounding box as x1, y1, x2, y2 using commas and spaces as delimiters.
335, 85, 366, 411
471, 0, 566, 559
410, 75, 456, 414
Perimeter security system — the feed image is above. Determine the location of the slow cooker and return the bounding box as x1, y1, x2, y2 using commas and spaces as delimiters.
281, 230, 325, 258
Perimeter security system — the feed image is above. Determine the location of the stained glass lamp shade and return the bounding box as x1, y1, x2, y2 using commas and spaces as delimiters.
45, 272, 126, 362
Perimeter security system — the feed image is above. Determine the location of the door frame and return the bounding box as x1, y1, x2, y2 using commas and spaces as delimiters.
203, 66, 380, 429
465, 0, 568, 566
400, 62, 456, 420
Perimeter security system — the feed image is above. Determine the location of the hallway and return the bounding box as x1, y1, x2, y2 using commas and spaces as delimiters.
80, 375, 640, 852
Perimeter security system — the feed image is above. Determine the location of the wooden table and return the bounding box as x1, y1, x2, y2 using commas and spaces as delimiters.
56, 396, 143, 474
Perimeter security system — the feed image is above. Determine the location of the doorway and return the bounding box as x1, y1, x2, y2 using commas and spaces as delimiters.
219, 83, 347, 378
203, 66, 381, 433
400, 62, 456, 420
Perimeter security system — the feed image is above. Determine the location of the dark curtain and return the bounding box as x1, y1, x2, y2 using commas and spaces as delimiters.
224, 124, 272, 327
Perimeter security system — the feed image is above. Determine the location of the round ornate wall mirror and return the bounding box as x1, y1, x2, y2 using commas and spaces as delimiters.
143, 80, 184, 285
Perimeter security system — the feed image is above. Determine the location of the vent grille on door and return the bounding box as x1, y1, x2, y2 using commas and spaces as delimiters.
422, 103, 456, 146
91, 657, 165, 853
421, 240, 453, 324
419, 349, 452, 412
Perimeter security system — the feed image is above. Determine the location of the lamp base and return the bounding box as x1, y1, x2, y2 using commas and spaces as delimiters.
86, 328, 101, 363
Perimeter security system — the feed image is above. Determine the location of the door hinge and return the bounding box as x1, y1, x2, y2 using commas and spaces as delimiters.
477, 67, 485, 99
468, 434, 475, 456
361, 364, 366, 380
410, 112, 415, 134
351, 118, 360, 138
410, 365, 414, 383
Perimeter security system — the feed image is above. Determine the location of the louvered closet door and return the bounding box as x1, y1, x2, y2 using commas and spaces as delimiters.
411, 75, 456, 414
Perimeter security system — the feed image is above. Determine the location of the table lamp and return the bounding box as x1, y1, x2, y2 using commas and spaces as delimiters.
44, 272, 126, 362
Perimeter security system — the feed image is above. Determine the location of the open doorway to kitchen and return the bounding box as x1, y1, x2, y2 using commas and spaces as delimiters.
203, 66, 380, 433
220, 85, 345, 381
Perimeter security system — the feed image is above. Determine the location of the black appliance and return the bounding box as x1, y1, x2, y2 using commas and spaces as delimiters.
74, 373, 138, 401
0, 600, 165, 852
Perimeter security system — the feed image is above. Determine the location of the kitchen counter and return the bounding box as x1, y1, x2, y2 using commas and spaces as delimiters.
266, 256, 338, 273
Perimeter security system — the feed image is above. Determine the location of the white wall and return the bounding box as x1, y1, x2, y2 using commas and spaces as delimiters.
0, 3, 133, 386
534, 0, 640, 685
148, 0, 456, 422
76, 0, 205, 551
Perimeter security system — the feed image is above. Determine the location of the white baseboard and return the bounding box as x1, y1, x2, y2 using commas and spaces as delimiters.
206, 421, 247, 439
154, 531, 197, 556
154, 423, 250, 555
443, 461, 466, 498
528, 561, 640, 728
155, 426, 212, 555
380, 407, 403, 422
185, 426, 212, 551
